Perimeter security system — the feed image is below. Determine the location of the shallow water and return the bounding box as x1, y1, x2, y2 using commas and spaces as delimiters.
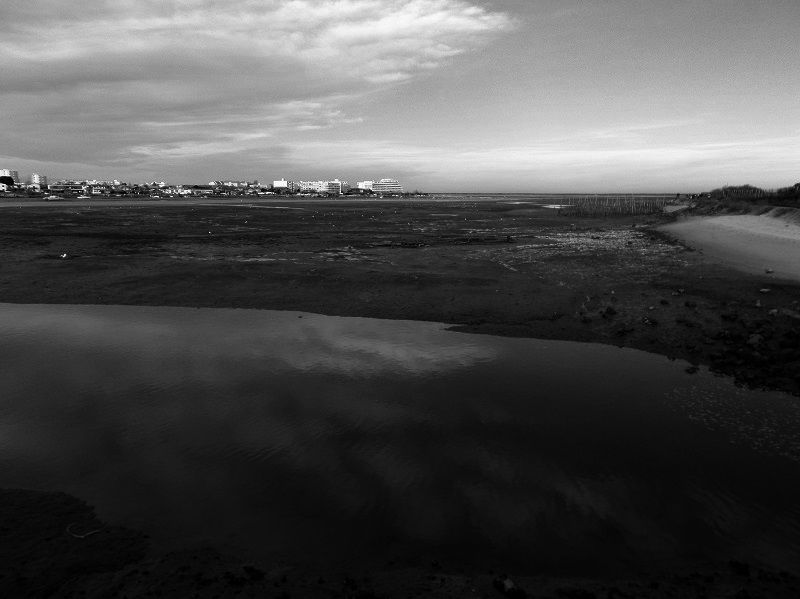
1, 303, 799, 576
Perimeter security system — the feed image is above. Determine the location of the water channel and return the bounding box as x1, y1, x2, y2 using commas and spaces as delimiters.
1, 303, 799, 576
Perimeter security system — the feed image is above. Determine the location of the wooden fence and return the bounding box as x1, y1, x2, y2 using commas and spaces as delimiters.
558, 195, 669, 217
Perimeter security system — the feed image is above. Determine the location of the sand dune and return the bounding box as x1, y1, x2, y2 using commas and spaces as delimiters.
660, 214, 800, 283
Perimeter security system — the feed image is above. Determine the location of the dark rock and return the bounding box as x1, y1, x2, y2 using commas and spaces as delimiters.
493, 576, 527, 598
556, 588, 597, 599
242, 565, 264, 581
729, 560, 751, 577
601, 306, 617, 318
747, 334, 763, 346
343, 576, 358, 590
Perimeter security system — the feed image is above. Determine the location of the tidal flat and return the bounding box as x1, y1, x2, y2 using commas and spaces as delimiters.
1, 198, 799, 598
0, 198, 797, 395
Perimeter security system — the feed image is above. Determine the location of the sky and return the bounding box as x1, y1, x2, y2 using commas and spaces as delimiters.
1, 0, 799, 192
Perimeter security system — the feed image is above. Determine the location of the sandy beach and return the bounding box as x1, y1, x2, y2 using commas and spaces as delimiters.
660, 213, 800, 283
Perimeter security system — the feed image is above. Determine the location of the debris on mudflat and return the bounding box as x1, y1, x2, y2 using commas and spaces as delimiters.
492, 576, 527, 598
601, 306, 617, 318
747, 334, 764, 346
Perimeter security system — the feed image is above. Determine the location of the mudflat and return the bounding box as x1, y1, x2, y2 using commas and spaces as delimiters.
2, 198, 800, 597
0, 198, 797, 394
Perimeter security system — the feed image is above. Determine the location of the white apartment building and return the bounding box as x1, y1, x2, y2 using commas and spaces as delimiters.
325, 179, 348, 195
356, 180, 374, 191
0, 169, 20, 183
297, 180, 327, 193
31, 173, 48, 186
373, 178, 403, 194
298, 179, 347, 194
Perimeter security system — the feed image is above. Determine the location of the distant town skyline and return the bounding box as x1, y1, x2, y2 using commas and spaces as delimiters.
1, 1, 799, 192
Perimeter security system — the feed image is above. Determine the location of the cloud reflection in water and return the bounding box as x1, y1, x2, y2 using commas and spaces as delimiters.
1, 303, 800, 575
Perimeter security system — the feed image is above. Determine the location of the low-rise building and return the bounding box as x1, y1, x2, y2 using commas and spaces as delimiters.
49, 181, 86, 194
325, 179, 344, 195
373, 178, 403, 194
186, 185, 215, 195
297, 179, 348, 195
298, 180, 327, 193
272, 179, 302, 193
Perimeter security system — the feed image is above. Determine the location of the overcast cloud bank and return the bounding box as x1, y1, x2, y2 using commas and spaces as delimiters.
2, 1, 799, 190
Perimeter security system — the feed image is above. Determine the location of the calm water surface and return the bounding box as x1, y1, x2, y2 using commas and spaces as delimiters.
1, 303, 799, 576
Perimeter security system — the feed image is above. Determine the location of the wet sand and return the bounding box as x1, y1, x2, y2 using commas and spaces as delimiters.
660, 214, 800, 282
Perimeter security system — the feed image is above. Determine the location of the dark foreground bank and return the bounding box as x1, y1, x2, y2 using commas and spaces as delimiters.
3, 488, 799, 598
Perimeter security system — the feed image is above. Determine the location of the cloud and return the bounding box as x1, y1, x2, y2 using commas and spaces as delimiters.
4, 1, 510, 89
0, 1, 511, 172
